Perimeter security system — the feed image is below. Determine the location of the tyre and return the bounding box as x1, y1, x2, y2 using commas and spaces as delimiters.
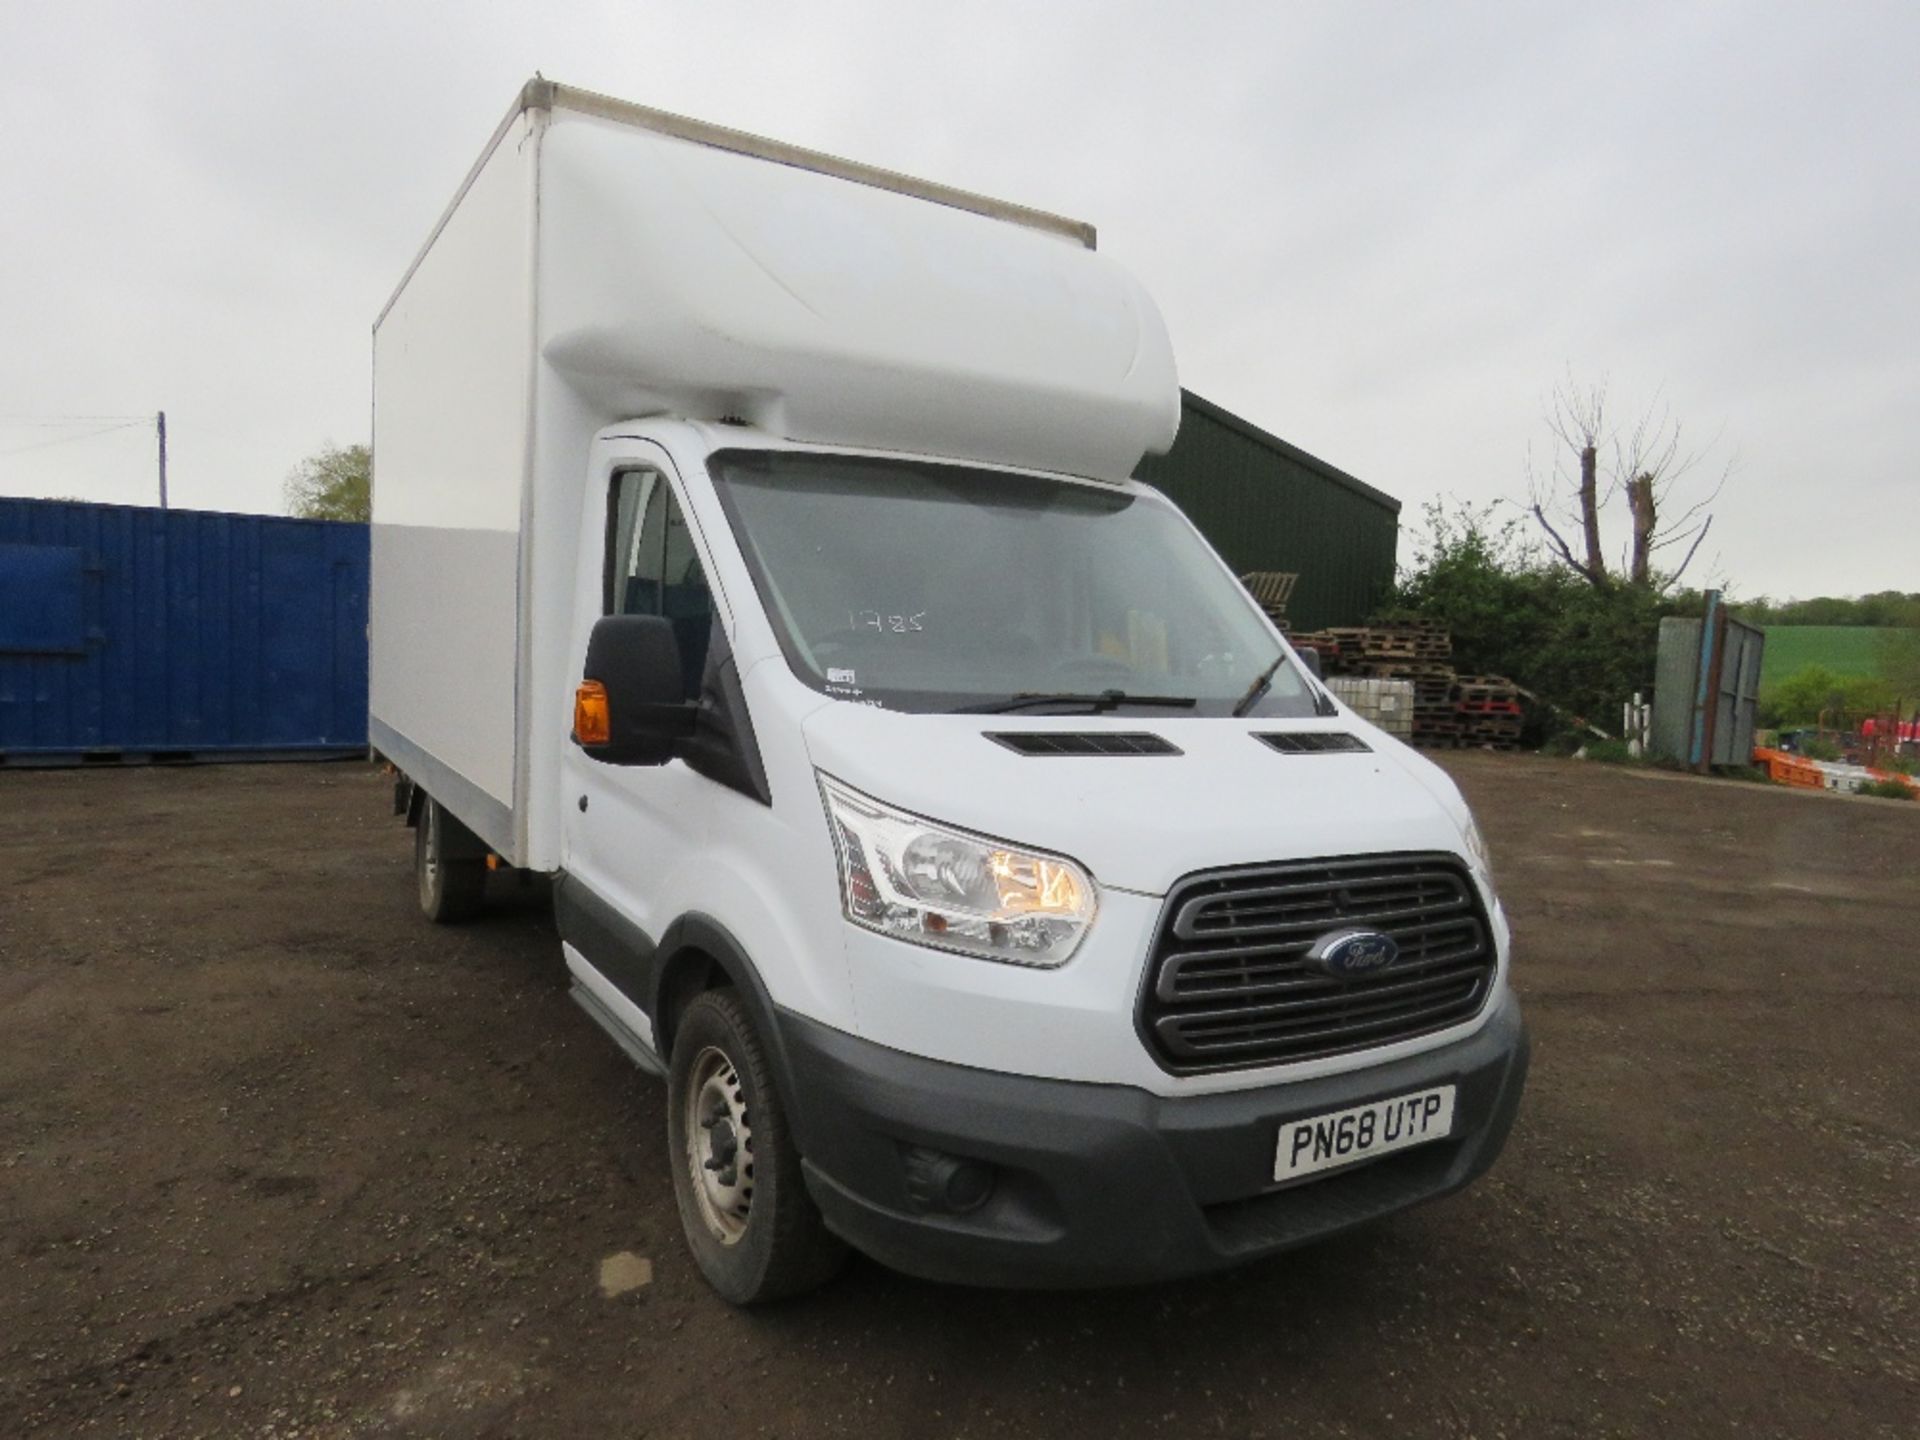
415, 797, 486, 924
666, 988, 847, 1304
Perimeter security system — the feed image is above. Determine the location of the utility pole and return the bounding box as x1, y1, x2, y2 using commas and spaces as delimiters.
156, 410, 168, 509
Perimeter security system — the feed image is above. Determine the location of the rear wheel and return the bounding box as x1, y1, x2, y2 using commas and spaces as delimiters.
415, 797, 486, 924
666, 988, 846, 1304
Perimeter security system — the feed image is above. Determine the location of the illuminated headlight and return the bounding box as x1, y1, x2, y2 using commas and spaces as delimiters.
818, 774, 1096, 967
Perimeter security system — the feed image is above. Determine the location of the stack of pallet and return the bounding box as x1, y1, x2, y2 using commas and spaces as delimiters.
1239, 572, 1299, 633
1304, 622, 1456, 746
1324, 619, 1452, 666
1289, 620, 1523, 750
1450, 674, 1524, 749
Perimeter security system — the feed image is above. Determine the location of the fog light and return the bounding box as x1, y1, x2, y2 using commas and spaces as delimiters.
902, 1147, 996, 1215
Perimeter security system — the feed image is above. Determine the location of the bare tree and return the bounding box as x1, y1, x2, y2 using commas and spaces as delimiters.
1527, 375, 1728, 592
1528, 378, 1608, 585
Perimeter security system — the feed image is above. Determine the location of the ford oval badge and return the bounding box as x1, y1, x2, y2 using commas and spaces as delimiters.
1308, 928, 1401, 979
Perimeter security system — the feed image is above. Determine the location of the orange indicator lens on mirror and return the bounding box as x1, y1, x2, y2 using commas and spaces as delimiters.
574, 680, 611, 745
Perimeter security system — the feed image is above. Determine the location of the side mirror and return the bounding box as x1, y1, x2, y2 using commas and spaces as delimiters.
1296, 644, 1324, 681
574, 615, 699, 766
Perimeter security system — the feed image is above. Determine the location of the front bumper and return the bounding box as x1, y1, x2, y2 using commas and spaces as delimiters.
784, 989, 1529, 1288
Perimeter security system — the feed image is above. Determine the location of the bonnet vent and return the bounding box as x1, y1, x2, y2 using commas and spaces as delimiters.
1255, 731, 1371, 755
987, 732, 1182, 757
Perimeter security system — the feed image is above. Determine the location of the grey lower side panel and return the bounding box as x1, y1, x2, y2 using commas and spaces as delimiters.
370, 715, 519, 862
568, 979, 665, 1076
552, 872, 656, 1007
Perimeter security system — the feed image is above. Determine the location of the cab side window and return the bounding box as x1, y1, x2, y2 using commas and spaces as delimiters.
606, 468, 713, 698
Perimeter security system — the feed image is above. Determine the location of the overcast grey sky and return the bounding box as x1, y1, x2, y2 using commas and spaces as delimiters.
1, 1, 1913, 598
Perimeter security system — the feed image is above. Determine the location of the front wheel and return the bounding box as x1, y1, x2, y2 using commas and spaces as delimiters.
415, 797, 486, 924
666, 989, 846, 1304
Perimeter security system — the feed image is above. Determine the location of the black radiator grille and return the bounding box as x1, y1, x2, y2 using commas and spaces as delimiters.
1139, 853, 1494, 1073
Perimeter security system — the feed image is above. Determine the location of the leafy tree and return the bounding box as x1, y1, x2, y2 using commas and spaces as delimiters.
284, 442, 370, 522
1386, 498, 1702, 739
1760, 664, 1895, 727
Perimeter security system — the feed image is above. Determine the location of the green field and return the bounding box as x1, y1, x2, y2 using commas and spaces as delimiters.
1759, 626, 1885, 686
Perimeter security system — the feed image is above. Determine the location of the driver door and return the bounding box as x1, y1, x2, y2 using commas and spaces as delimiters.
561, 442, 726, 1012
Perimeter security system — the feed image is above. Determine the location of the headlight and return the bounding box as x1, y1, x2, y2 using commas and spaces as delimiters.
818, 774, 1096, 967
1461, 815, 1494, 881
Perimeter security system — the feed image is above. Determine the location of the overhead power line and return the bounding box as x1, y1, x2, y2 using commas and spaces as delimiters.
0, 413, 152, 425
0, 420, 150, 460
0, 411, 169, 508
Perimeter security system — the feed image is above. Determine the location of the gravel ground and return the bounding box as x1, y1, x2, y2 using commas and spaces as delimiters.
1, 753, 1915, 1438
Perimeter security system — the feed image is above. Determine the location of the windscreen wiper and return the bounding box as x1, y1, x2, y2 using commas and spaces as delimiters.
957, 690, 1199, 715
1231, 656, 1287, 717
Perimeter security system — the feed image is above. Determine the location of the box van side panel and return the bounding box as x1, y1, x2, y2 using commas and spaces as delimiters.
370, 113, 538, 857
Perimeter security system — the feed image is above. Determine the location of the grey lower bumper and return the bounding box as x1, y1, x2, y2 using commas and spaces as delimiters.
782, 991, 1529, 1289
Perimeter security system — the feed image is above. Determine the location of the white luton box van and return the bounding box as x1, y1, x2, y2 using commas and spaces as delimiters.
371, 79, 1529, 1302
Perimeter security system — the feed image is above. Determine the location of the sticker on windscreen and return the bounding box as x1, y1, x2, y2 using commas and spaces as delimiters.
849, 609, 925, 634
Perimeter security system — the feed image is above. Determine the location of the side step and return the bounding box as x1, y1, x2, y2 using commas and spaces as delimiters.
569, 980, 666, 1077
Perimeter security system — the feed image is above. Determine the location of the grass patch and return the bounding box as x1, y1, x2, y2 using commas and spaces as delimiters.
1858, 779, 1917, 801
1583, 738, 1636, 765
1760, 627, 1883, 686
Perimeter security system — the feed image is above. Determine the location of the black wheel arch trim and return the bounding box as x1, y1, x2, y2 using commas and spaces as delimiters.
552, 876, 813, 1151
651, 912, 811, 1147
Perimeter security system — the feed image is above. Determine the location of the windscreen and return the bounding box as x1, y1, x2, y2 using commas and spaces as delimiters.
709, 451, 1317, 718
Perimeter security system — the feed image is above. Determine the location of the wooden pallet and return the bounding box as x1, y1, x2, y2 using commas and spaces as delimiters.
1443, 675, 1520, 721
1291, 630, 1361, 675
1364, 621, 1452, 660
1240, 571, 1299, 627
1307, 625, 1535, 755
1462, 718, 1523, 739
1240, 571, 1299, 610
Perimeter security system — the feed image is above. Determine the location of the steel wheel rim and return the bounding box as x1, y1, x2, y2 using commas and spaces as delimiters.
683, 1045, 753, 1245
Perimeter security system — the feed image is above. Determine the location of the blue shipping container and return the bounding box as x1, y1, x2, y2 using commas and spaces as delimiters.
0, 499, 368, 761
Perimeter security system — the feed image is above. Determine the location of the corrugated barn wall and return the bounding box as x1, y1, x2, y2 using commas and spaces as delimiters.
1135, 391, 1400, 632
0, 499, 368, 762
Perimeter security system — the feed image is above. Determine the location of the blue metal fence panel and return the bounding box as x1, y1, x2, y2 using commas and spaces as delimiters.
0, 499, 368, 760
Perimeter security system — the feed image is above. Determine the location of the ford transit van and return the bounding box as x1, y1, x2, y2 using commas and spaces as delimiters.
371, 80, 1529, 1302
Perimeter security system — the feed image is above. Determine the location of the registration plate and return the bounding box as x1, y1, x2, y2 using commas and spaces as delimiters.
1274, 1085, 1456, 1181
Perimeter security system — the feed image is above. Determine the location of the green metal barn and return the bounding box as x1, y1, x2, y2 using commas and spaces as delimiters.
1135, 390, 1400, 632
